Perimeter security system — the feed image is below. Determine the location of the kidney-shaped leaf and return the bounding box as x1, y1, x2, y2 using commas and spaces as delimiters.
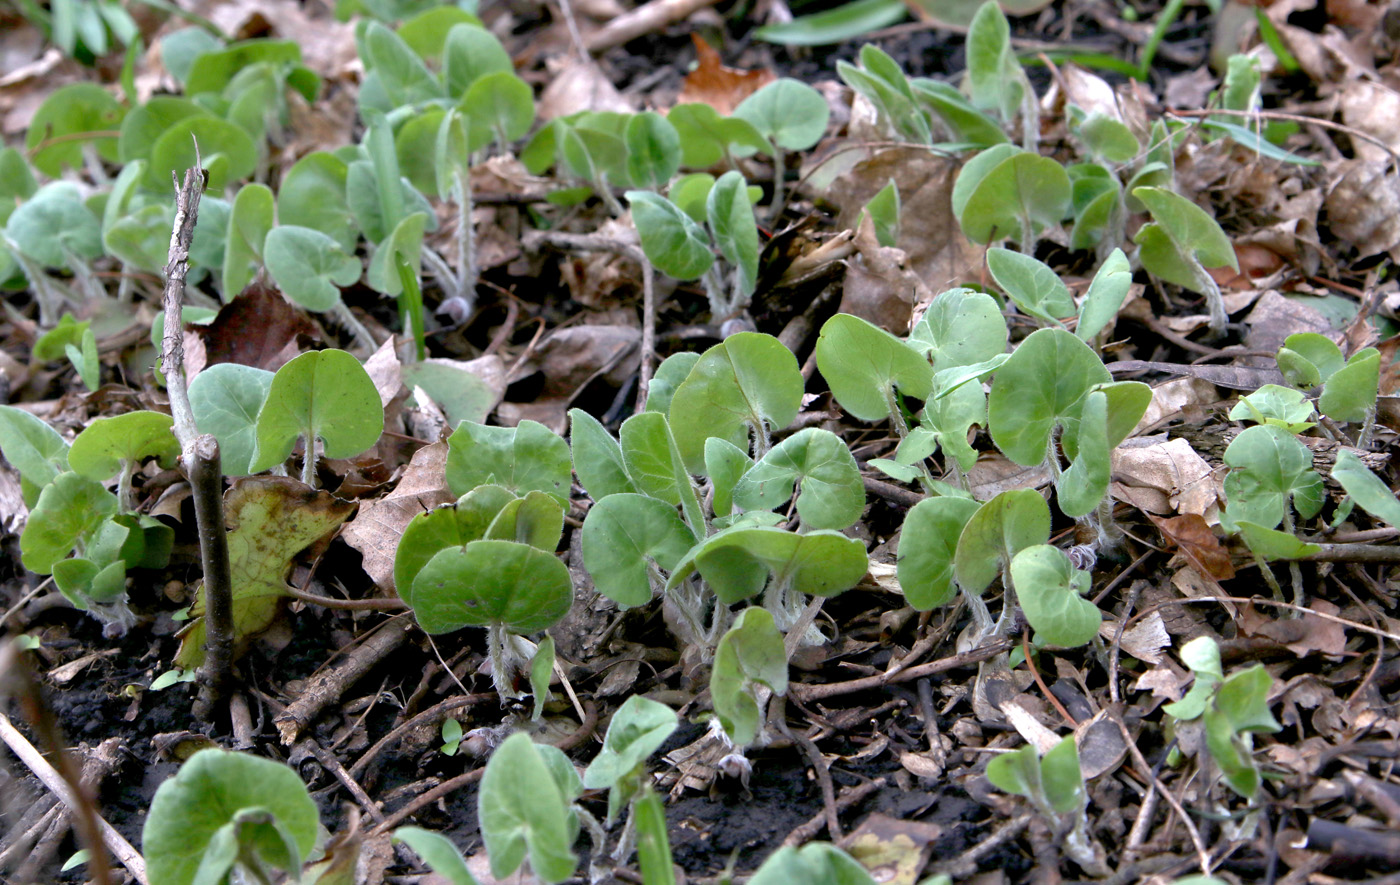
189, 363, 276, 476
1221, 424, 1322, 531
627, 191, 714, 281
581, 493, 696, 608
951, 145, 1070, 246
669, 526, 868, 604
733, 78, 830, 151
410, 539, 573, 634
394, 485, 518, 602
69, 411, 179, 482
953, 488, 1050, 597
251, 349, 384, 473
445, 419, 572, 504
584, 694, 679, 791
732, 428, 865, 530
20, 472, 119, 574
478, 733, 577, 884
711, 607, 788, 746
668, 332, 803, 473
897, 495, 981, 610
909, 287, 1008, 372
264, 225, 363, 312
0, 404, 70, 489
986, 247, 1075, 324
988, 328, 1111, 467
1010, 544, 1100, 647
816, 313, 933, 422
143, 749, 319, 885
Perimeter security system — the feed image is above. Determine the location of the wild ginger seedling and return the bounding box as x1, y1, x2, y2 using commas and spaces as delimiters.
582, 695, 679, 876
478, 733, 580, 884
987, 735, 1106, 873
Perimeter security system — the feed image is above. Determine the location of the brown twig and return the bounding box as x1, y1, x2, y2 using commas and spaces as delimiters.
773, 696, 840, 840
584, 0, 722, 53
349, 692, 498, 779
790, 639, 1014, 702
781, 778, 885, 847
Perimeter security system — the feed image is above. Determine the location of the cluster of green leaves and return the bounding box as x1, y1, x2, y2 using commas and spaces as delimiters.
988, 735, 1102, 871
1164, 637, 1280, 799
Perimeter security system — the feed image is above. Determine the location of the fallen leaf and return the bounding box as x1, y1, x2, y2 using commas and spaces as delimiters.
1111, 437, 1220, 517
340, 441, 453, 592
1239, 599, 1348, 657
676, 34, 774, 116
1151, 513, 1236, 580
1100, 611, 1171, 664
841, 813, 942, 885
537, 55, 632, 120
175, 476, 356, 668
197, 283, 323, 373
1326, 160, 1400, 259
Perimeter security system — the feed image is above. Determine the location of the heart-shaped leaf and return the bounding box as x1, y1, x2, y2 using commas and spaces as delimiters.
478, 733, 577, 884
711, 607, 787, 746
732, 78, 830, 151
986, 247, 1076, 324
667, 332, 803, 473
1010, 544, 1100, 647
627, 191, 714, 281
624, 111, 681, 191
1220, 424, 1322, 531
668, 526, 868, 604
68, 410, 179, 482
952, 145, 1070, 247
0, 404, 70, 490
250, 349, 384, 473
732, 428, 865, 530
897, 496, 980, 609
988, 328, 1111, 467
20, 472, 119, 574
189, 364, 275, 476
264, 225, 362, 311
446, 419, 573, 504
410, 539, 573, 634
954, 488, 1050, 596
581, 493, 696, 608
816, 313, 933, 422
909, 288, 1008, 372
394, 485, 517, 601
583, 694, 678, 791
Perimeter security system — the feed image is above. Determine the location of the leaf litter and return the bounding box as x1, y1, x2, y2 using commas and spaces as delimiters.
1, 0, 1400, 883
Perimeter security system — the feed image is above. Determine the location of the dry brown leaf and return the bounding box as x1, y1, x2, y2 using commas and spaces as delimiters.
536, 324, 640, 400
841, 813, 943, 885
1134, 666, 1188, 700
363, 336, 403, 409
1244, 289, 1337, 356
1100, 611, 1171, 664
1326, 160, 1400, 258
1111, 437, 1220, 517
675, 34, 774, 116
339, 442, 453, 592
197, 284, 322, 373
537, 56, 632, 120
1151, 513, 1236, 580
1239, 599, 1348, 657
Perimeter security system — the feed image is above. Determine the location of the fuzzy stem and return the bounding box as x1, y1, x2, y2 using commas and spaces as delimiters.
454, 167, 477, 314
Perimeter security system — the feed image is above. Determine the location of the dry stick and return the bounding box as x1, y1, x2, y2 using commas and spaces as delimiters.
781, 778, 885, 847
584, 0, 722, 53
0, 645, 139, 885
1126, 595, 1400, 644
275, 616, 417, 745
789, 638, 1014, 703
349, 692, 497, 779
773, 696, 840, 840
930, 813, 1033, 879
635, 255, 656, 414
159, 164, 235, 721
1109, 712, 1212, 877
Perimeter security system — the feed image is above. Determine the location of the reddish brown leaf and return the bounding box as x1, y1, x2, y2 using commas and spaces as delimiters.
676, 35, 774, 116
1149, 512, 1236, 581
197, 283, 322, 373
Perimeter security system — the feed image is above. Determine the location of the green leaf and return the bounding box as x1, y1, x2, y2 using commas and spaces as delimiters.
711, 607, 787, 746
988, 328, 1111, 467
624, 111, 682, 191
68, 411, 178, 481
966, 1, 1023, 121
185, 39, 301, 96
668, 526, 868, 604
754, 0, 906, 46
987, 741, 1041, 801
666, 103, 772, 167
912, 379, 986, 471
896, 496, 980, 610
1076, 249, 1131, 341
529, 634, 555, 720
361, 20, 445, 106
986, 248, 1076, 324
142, 749, 319, 885
396, 6, 483, 61
1199, 119, 1318, 166
1132, 186, 1238, 285
645, 351, 701, 414
1076, 113, 1139, 163
1319, 348, 1379, 423
223, 184, 274, 298
863, 179, 900, 247
1010, 544, 1100, 647
278, 151, 357, 251
20, 472, 118, 574
1276, 332, 1342, 388
485, 490, 565, 551
442, 23, 512, 98
909, 78, 1009, 148
953, 489, 1050, 597
668, 173, 715, 223
25, 83, 124, 178
569, 409, 636, 501
667, 333, 804, 473
732, 428, 865, 530
0, 404, 70, 489
1055, 389, 1110, 518
6, 184, 103, 269
463, 71, 535, 149
634, 789, 675, 885
262, 226, 361, 311
394, 485, 516, 602
1215, 664, 1281, 734
394, 827, 481, 885
250, 349, 385, 473
1332, 450, 1400, 529
1228, 384, 1315, 432
733, 78, 830, 151
366, 211, 428, 296
707, 170, 760, 302
445, 419, 572, 504
147, 115, 258, 192
584, 695, 678, 790
815, 313, 933, 422
1040, 735, 1086, 813
748, 843, 876, 885
411, 539, 573, 634
837, 54, 930, 145
706, 437, 753, 517
478, 733, 577, 884
581, 493, 697, 609
1235, 521, 1321, 560
627, 190, 714, 281
160, 28, 223, 87
401, 361, 497, 426
1164, 635, 1222, 720
1220, 424, 1322, 531
951, 146, 1070, 247
188, 364, 275, 476
909, 287, 1008, 372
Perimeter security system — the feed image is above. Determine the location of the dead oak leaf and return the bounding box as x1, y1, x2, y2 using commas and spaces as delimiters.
676, 34, 774, 116
340, 441, 452, 592
175, 476, 356, 668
